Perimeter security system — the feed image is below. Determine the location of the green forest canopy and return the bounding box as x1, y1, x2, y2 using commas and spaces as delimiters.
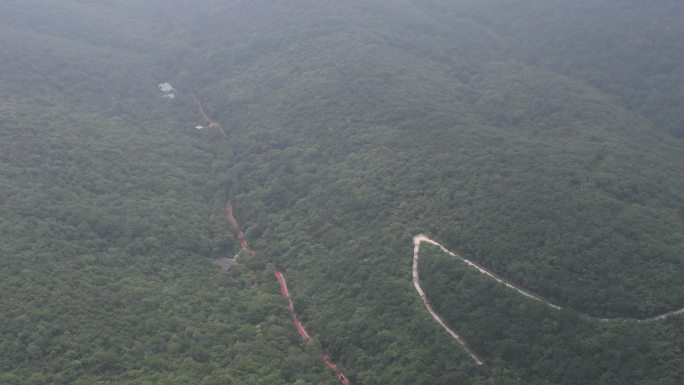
0, 1, 683, 384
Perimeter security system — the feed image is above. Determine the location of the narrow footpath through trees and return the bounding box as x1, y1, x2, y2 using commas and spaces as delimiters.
226, 200, 255, 255
275, 271, 353, 385
192, 92, 353, 384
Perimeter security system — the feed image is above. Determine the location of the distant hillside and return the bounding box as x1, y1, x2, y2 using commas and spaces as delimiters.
1, 1, 682, 385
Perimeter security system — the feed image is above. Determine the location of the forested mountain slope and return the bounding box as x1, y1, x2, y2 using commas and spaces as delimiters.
451, 0, 684, 138
1, 1, 683, 385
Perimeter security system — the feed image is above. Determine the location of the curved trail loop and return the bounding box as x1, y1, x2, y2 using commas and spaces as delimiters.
191, 91, 352, 384
413, 235, 485, 366
413, 234, 684, 366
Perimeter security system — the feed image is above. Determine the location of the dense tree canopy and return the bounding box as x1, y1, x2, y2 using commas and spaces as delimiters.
0, 1, 683, 384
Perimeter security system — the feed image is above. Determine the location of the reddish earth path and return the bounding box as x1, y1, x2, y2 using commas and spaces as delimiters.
225, 200, 255, 255
225, 199, 352, 384
275, 271, 353, 385
413, 234, 684, 366
192, 89, 351, 383
274, 270, 311, 340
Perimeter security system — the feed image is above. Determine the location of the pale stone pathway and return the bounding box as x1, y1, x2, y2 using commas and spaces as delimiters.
412, 234, 684, 366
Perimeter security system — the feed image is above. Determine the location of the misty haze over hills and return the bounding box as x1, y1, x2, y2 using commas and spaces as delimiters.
0, 1, 683, 384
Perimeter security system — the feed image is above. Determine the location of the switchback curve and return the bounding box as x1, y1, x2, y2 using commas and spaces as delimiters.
413, 234, 684, 366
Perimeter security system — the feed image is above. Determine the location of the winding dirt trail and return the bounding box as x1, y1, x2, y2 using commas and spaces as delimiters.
191, 92, 228, 140
190, 90, 352, 384
413, 234, 684, 366
225, 197, 351, 383
226, 200, 255, 255
275, 271, 354, 385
